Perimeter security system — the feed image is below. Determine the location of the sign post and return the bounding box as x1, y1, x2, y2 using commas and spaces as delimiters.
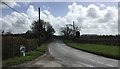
20, 45, 26, 56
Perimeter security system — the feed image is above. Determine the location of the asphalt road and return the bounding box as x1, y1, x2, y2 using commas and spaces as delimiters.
48, 40, 119, 67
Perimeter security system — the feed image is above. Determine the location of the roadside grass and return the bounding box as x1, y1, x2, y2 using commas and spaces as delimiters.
2, 44, 48, 67
64, 40, 119, 60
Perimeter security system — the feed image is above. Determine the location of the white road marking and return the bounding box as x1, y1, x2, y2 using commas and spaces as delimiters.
76, 61, 94, 67
86, 58, 114, 67
76, 54, 115, 67
49, 47, 53, 56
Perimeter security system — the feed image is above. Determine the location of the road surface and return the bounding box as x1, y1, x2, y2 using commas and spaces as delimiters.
48, 40, 119, 67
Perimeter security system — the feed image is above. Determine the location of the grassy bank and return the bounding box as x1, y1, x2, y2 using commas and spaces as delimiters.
64, 40, 119, 60
2, 44, 48, 67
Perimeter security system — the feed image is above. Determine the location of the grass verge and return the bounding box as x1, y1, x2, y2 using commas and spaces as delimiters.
2, 44, 48, 67
64, 40, 119, 60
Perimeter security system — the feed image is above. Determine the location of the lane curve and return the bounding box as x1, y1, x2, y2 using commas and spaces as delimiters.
48, 40, 119, 67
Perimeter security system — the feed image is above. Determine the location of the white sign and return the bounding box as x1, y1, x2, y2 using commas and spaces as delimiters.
20, 45, 26, 56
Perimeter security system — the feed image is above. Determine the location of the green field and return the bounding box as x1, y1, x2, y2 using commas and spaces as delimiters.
3, 43, 48, 67
64, 40, 119, 60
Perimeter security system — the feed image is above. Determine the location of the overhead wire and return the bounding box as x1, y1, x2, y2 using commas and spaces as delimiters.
1, 1, 31, 19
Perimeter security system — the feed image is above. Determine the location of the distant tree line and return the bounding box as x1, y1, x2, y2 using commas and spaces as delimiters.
73, 35, 119, 46
60, 22, 119, 46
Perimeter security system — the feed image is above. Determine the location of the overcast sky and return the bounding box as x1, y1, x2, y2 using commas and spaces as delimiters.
0, 1, 118, 35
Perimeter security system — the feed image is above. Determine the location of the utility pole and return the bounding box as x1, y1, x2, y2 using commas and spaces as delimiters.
73, 21, 75, 36
73, 21, 80, 37
38, 7, 41, 46
73, 21, 75, 30
39, 7, 41, 28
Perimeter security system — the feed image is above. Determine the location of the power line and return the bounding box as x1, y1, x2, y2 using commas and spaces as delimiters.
1, 1, 30, 19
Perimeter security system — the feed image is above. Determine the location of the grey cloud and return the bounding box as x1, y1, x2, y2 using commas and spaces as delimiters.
87, 8, 99, 18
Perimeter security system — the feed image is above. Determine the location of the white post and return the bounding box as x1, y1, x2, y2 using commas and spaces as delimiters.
20, 45, 26, 56
23, 52, 25, 56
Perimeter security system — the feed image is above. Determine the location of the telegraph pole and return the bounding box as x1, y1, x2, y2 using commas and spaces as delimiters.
38, 7, 41, 46
39, 7, 43, 29
73, 21, 75, 29
73, 21, 75, 36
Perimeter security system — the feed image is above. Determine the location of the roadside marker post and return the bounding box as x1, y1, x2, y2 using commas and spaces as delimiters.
20, 45, 26, 56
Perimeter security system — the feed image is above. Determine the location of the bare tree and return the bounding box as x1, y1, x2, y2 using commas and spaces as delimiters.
60, 21, 80, 38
